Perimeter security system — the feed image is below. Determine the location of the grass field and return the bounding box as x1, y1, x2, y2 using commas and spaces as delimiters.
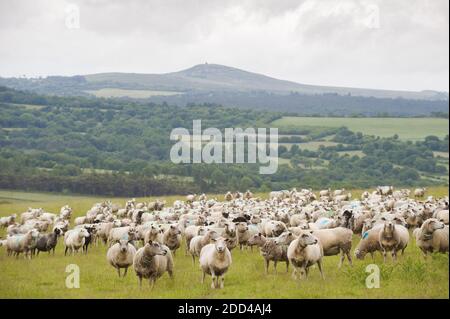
0, 187, 448, 299
271, 117, 449, 141
85, 88, 182, 98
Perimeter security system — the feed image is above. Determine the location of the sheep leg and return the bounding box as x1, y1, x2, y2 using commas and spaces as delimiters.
346, 250, 353, 267
138, 276, 142, 288
123, 267, 128, 277
191, 255, 196, 265
273, 261, 278, 274
338, 250, 345, 268
210, 269, 217, 289
382, 250, 387, 263
149, 278, 155, 290
64, 246, 68, 256
219, 276, 224, 289
117, 268, 121, 277
286, 260, 289, 272
392, 250, 397, 262
317, 260, 325, 280
264, 259, 269, 274
201, 271, 206, 284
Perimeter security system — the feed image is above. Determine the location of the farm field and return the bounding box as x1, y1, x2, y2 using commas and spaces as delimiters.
85, 88, 182, 98
0, 187, 448, 299
271, 117, 449, 141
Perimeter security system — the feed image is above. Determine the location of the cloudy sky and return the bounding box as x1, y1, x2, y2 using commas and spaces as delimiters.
0, 0, 448, 91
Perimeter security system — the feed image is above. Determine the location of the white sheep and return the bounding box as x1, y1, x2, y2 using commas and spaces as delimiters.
378, 220, 409, 262
107, 239, 137, 277
64, 228, 90, 255
5, 229, 40, 258
199, 237, 232, 289
414, 218, 448, 256
287, 230, 324, 281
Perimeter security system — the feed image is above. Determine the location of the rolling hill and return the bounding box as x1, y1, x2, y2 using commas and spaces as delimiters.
0, 64, 448, 116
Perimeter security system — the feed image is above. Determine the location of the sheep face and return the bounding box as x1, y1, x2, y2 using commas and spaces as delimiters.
275, 231, 295, 245
212, 237, 228, 254
383, 221, 395, 236
297, 231, 318, 247
144, 241, 167, 256
79, 228, 90, 238
119, 239, 130, 253
424, 219, 445, 233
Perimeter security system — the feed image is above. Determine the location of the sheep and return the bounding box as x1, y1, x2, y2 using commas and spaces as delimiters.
287, 230, 324, 281
199, 237, 232, 289
433, 209, 449, 225
0, 214, 16, 228
354, 224, 383, 260
414, 188, 427, 198
107, 239, 137, 277
64, 228, 90, 256
309, 227, 353, 268
133, 241, 173, 289
163, 224, 182, 255
247, 233, 269, 249
414, 219, 448, 256
96, 221, 120, 245
236, 223, 259, 250
6, 229, 40, 259
378, 221, 409, 262
35, 228, 62, 255
189, 230, 218, 264
183, 225, 206, 255
144, 225, 164, 245
108, 226, 136, 245
260, 239, 289, 274
261, 220, 286, 237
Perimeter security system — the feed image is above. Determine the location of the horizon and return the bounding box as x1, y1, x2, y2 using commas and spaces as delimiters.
1, 62, 448, 95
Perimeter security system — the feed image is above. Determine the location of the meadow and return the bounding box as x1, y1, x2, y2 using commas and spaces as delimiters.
271, 117, 449, 141
0, 187, 448, 299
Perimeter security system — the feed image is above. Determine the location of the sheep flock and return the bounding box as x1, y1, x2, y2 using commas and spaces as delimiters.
0, 187, 448, 290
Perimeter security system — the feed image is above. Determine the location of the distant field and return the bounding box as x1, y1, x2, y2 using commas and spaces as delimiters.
85, 88, 182, 98
272, 117, 449, 141
0, 187, 448, 299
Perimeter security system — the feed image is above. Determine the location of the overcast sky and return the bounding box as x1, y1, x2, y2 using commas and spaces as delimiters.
0, 0, 448, 92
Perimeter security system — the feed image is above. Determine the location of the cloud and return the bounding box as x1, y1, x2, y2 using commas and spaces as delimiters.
0, 0, 448, 91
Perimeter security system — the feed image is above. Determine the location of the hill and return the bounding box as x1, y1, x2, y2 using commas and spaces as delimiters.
0, 64, 448, 116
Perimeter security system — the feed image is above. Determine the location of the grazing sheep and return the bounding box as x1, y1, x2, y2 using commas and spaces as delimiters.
310, 227, 353, 268
133, 241, 173, 289
163, 224, 182, 255
64, 228, 90, 256
287, 230, 324, 281
6, 229, 40, 258
355, 225, 383, 260
414, 219, 448, 256
107, 239, 137, 277
189, 230, 218, 264
199, 237, 232, 289
35, 228, 62, 255
260, 239, 289, 274
378, 221, 409, 262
